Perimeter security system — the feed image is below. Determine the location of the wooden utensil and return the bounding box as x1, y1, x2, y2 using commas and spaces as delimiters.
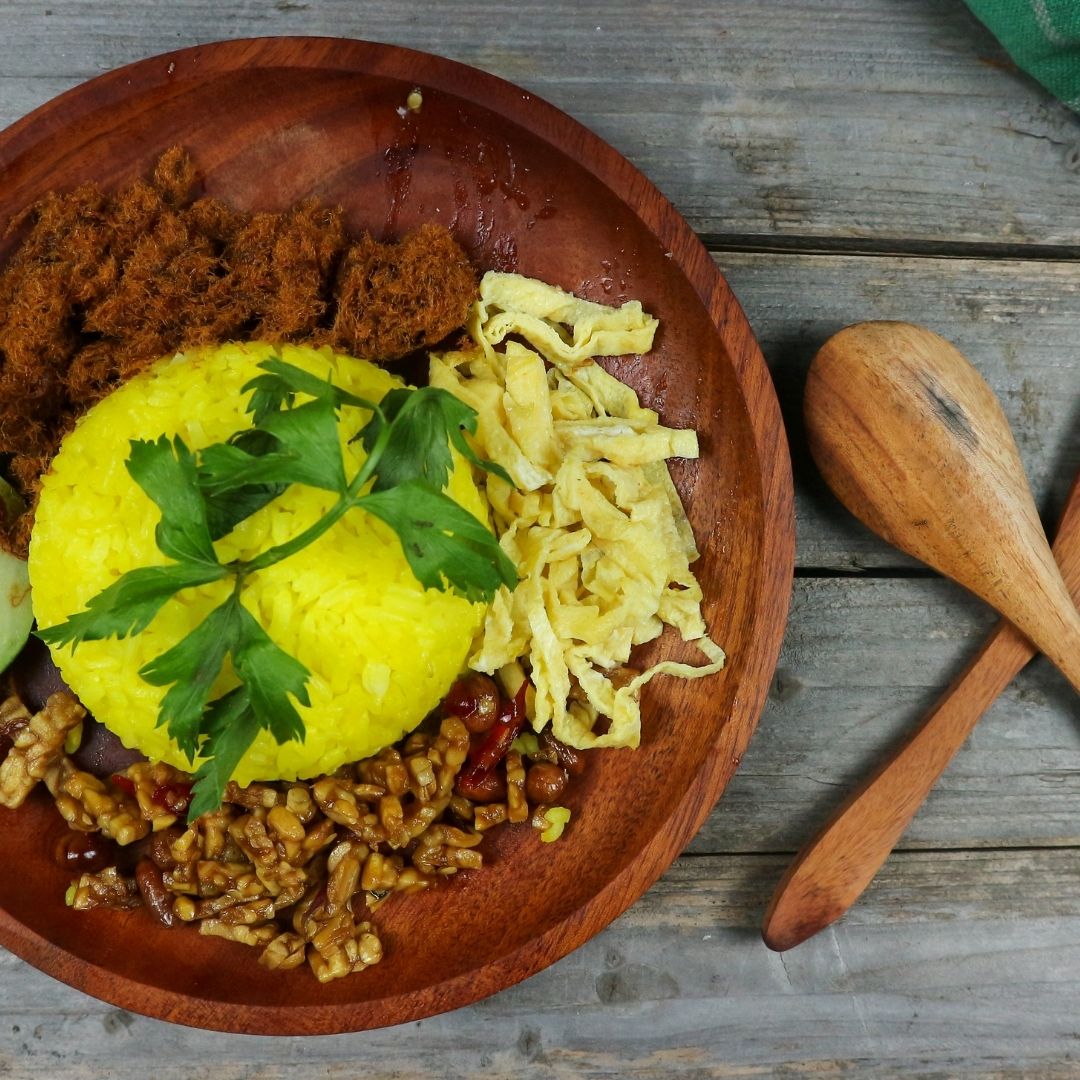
762, 466, 1080, 952
802, 321, 1080, 694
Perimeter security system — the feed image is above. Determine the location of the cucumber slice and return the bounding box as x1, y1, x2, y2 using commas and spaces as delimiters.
0, 548, 32, 671
0, 478, 33, 670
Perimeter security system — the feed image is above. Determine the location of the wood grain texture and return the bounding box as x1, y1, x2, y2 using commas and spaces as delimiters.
764, 470, 1080, 951
721, 251, 1080, 571
1, 0, 1080, 248
4, 851, 1080, 1078
694, 575, 1080, 855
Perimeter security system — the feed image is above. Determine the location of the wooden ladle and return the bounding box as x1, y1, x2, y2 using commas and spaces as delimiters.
762, 321, 1080, 951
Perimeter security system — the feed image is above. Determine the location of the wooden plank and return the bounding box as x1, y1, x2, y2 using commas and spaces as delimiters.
691, 576, 1080, 854
2, 1, 1080, 247
2, 850, 1080, 1077
719, 251, 1080, 571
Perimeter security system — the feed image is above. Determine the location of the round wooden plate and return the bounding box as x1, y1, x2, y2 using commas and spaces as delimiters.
0, 37, 794, 1033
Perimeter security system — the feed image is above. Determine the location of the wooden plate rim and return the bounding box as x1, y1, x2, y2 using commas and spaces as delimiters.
0, 35, 795, 1034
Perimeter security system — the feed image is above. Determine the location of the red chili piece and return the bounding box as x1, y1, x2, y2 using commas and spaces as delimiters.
110, 773, 136, 797
151, 783, 193, 815
457, 679, 529, 790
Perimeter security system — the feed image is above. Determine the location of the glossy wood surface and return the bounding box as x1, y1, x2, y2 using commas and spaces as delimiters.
0, 37, 794, 1034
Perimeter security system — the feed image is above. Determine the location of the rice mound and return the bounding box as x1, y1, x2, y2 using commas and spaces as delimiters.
29, 341, 488, 785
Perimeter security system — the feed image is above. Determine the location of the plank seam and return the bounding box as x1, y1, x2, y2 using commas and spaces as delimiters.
702, 234, 1080, 263
794, 567, 939, 580
680, 844, 1080, 859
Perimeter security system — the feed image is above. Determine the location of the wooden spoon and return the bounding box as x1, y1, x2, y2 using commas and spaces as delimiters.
762, 466, 1080, 952
761, 320, 1080, 951
801, 321, 1080, 694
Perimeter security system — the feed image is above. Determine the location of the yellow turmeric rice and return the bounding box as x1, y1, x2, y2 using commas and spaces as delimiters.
28, 342, 488, 785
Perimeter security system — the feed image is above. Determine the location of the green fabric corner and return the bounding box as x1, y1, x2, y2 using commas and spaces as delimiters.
966, 0, 1080, 109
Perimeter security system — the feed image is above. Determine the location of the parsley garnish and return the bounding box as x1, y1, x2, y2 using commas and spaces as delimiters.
37, 358, 517, 820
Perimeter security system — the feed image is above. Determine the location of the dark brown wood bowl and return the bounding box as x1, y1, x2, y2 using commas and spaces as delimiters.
0, 37, 794, 1034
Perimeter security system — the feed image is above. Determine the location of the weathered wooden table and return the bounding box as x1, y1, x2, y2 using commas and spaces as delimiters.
2, 1, 1079, 1075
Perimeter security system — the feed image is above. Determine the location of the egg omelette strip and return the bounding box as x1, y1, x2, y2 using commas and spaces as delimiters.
430, 271, 725, 751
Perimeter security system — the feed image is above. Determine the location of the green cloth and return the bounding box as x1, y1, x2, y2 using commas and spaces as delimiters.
966, 0, 1080, 110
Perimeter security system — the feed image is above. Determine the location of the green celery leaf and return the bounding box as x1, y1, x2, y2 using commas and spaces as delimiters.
445, 424, 513, 487
243, 359, 378, 424
230, 428, 280, 457
360, 386, 512, 492
358, 479, 518, 602
258, 399, 348, 493
126, 437, 220, 566
138, 595, 244, 761
186, 687, 258, 822
197, 429, 290, 539
203, 482, 287, 541
36, 562, 228, 649
232, 603, 310, 745
199, 400, 347, 496
244, 376, 296, 427
360, 387, 452, 492
198, 440, 293, 492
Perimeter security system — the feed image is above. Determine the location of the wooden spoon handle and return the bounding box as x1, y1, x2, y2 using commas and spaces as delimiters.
762, 469, 1080, 952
